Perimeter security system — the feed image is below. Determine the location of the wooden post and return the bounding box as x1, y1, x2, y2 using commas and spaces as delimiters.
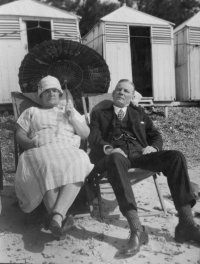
0, 148, 3, 191
164, 106, 168, 119
0, 148, 3, 215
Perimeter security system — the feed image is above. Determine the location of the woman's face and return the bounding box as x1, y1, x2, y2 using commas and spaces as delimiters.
40, 88, 61, 108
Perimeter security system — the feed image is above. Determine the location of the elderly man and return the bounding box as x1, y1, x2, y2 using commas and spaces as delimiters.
88, 79, 200, 256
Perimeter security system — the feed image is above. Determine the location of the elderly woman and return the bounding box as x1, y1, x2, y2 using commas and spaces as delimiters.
15, 75, 94, 238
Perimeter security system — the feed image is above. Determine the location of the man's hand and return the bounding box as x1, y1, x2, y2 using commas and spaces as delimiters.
104, 145, 127, 158
104, 145, 114, 155
32, 138, 39, 148
111, 148, 127, 158
142, 146, 157, 155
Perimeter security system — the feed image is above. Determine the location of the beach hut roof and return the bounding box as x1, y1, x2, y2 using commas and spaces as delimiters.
174, 11, 200, 33
0, 0, 79, 20
100, 5, 174, 26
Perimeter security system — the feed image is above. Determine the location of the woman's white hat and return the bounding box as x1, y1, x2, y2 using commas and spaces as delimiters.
38, 75, 63, 97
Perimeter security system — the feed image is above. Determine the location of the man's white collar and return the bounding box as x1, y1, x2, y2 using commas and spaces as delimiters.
113, 105, 127, 115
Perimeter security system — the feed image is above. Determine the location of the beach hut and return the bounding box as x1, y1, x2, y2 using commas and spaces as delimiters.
82, 5, 175, 102
174, 12, 200, 101
0, 0, 80, 104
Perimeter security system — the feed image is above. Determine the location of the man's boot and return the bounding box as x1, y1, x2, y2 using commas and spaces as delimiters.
175, 205, 200, 243
123, 210, 149, 256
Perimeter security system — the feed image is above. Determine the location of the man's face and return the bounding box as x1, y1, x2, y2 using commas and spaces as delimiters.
112, 81, 134, 108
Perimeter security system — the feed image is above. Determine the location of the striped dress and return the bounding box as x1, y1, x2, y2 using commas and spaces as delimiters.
15, 106, 94, 213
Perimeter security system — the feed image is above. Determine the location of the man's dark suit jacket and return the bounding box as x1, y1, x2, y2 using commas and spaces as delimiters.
88, 100, 163, 164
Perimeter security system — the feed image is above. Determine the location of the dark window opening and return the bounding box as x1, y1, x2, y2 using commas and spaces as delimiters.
130, 26, 152, 97
26, 21, 51, 50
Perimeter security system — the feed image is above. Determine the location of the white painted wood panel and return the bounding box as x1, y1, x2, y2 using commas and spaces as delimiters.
105, 42, 132, 92
175, 28, 189, 101
189, 44, 200, 100
0, 40, 27, 103
152, 43, 175, 101
53, 19, 80, 41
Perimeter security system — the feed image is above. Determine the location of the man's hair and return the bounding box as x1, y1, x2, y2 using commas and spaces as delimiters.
116, 79, 135, 89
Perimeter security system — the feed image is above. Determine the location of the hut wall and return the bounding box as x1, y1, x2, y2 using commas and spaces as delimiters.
151, 26, 175, 101
82, 23, 104, 56
175, 26, 200, 101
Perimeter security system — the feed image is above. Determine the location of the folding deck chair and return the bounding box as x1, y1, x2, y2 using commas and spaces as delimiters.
11, 91, 93, 218
82, 93, 167, 219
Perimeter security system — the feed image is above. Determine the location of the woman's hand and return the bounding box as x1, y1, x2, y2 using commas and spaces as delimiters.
65, 99, 75, 119
16, 125, 38, 150
66, 104, 90, 139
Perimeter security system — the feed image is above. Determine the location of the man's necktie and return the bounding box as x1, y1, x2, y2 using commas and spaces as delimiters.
117, 109, 124, 121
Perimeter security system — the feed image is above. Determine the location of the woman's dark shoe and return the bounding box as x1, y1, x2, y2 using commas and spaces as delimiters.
62, 214, 75, 234
175, 223, 200, 244
43, 213, 51, 230
49, 212, 63, 238
123, 226, 149, 257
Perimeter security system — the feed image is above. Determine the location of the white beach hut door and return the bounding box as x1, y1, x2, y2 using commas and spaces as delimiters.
188, 27, 200, 100
104, 23, 132, 92
151, 26, 175, 101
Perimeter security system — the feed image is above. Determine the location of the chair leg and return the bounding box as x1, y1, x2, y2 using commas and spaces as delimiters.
0, 195, 1, 215
14, 134, 19, 171
0, 149, 3, 215
84, 182, 94, 215
153, 174, 167, 216
0, 148, 3, 191
96, 179, 104, 220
